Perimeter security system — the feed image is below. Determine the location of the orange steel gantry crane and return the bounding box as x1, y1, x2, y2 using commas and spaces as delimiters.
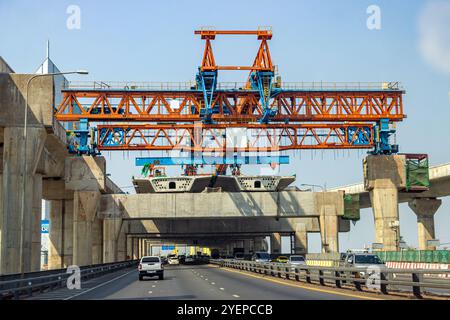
55, 28, 405, 160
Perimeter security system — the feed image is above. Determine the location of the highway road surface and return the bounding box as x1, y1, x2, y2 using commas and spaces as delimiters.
27, 264, 382, 300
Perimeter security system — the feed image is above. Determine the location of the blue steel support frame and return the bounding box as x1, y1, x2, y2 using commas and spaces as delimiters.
135, 155, 290, 166
196, 69, 217, 124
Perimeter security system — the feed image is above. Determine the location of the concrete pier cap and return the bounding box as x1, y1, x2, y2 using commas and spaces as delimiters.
408, 198, 442, 250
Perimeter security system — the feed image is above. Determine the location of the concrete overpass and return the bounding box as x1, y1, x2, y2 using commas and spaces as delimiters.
329, 158, 450, 251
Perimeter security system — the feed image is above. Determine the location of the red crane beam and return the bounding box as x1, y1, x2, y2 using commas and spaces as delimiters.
55, 90, 404, 123
96, 123, 374, 152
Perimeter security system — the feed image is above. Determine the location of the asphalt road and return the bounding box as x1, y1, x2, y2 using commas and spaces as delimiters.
28, 264, 366, 300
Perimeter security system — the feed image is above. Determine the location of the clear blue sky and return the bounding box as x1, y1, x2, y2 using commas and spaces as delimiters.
1, 0, 450, 252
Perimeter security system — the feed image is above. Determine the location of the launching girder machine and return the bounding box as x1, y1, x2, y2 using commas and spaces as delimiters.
55, 27, 406, 175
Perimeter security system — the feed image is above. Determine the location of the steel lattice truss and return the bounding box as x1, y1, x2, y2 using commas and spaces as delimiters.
96, 123, 374, 152
56, 90, 404, 123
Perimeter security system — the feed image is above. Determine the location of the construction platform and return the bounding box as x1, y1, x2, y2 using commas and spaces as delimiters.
132, 175, 296, 193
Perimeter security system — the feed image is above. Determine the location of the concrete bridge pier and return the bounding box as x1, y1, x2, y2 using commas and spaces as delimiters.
408, 198, 442, 250
132, 238, 139, 259
48, 199, 74, 269
0, 126, 46, 274
45, 180, 75, 270
364, 155, 405, 251
270, 233, 282, 254
72, 190, 101, 266
316, 192, 343, 253
103, 217, 123, 263
294, 223, 308, 255
65, 156, 106, 266
243, 239, 252, 254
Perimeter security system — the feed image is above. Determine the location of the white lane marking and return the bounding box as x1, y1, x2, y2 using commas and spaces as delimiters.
232, 294, 240, 298
219, 287, 225, 291
205, 278, 208, 281
148, 291, 153, 294
64, 269, 135, 300
152, 285, 156, 288
211, 282, 215, 285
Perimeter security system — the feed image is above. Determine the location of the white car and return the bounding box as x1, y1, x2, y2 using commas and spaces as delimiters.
138, 256, 164, 280
288, 255, 306, 266
168, 256, 179, 265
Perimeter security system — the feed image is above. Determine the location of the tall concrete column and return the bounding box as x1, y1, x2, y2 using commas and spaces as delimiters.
294, 223, 308, 254
48, 200, 63, 269
243, 239, 252, 254
117, 221, 127, 261
319, 207, 339, 253
0, 127, 46, 274
126, 236, 133, 260
49, 199, 75, 269
408, 198, 442, 250
31, 174, 43, 271
65, 156, 105, 266
132, 238, 139, 259
270, 233, 282, 254
92, 217, 103, 264
365, 155, 405, 251
72, 190, 100, 266
315, 192, 343, 253
103, 218, 122, 263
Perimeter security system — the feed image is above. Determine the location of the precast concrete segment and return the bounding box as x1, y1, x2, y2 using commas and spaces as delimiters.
100, 191, 345, 219
133, 175, 295, 193
408, 198, 442, 250
0, 126, 46, 275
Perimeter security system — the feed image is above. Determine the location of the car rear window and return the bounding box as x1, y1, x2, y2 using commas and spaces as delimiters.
290, 256, 305, 261
354, 255, 383, 264
142, 257, 160, 263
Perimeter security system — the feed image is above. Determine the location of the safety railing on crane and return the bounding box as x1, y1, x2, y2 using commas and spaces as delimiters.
63, 81, 402, 91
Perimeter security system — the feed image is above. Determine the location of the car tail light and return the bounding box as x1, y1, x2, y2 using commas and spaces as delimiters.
138, 264, 142, 270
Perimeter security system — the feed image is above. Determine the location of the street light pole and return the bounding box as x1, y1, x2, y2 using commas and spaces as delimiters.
20, 70, 88, 276
300, 183, 325, 192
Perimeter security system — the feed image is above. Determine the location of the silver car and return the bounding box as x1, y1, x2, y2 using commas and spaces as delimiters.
288, 255, 306, 266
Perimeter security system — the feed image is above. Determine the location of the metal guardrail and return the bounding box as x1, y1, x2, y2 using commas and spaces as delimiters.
64, 81, 402, 91
0, 260, 138, 300
210, 259, 450, 299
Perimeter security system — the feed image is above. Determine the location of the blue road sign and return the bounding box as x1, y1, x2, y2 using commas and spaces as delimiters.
41, 220, 49, 234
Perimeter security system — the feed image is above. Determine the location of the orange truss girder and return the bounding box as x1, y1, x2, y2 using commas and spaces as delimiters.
55, 90, 405, 122
96, 123, 375, 152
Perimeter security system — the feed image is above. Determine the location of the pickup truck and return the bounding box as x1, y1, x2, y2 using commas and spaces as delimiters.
138, 256, 164, 280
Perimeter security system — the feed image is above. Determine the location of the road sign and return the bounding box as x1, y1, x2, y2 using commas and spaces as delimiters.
372, 243, 384, 249
427, 239, 440, 247
162, 245, 175, 250
41, 220, 49, 234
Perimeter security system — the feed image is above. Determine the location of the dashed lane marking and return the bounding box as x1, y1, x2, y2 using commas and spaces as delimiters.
219, 267, 383, 300
232, 294, 240, 298
64, 269, 135, 300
